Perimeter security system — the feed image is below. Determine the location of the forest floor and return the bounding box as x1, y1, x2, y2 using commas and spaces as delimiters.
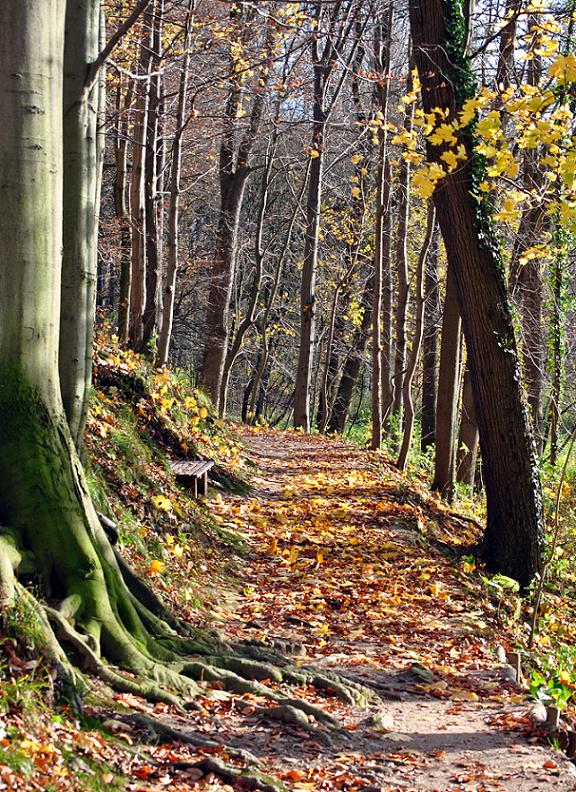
181, 426, 576, 792
3, 424, 576, 791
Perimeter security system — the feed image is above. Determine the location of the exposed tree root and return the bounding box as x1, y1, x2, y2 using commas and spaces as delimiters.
121, 711, 261, 766
182, 756, 289, 792
2, 512, 380, 755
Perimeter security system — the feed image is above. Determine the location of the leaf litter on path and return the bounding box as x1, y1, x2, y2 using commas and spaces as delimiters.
203, 427, 576, 791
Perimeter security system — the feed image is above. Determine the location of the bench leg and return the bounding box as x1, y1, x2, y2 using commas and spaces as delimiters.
201, 471, 208, 497
193, 477, 198, 498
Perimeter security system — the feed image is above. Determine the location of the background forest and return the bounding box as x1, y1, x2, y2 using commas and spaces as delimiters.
99, 0, 575, 477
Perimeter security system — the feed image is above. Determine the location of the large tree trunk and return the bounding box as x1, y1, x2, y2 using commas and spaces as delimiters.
410, 0, 543, 585
0, 0, 160, 673
59, 0, 103, 452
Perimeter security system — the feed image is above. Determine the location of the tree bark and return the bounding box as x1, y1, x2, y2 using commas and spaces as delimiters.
398, 203, 435, 471
456, 362, 479, 486
371, 2, 394, 449
410, 0, 543, 585
158, 1, 195, 366
431, 264, 462, 499
421, 221, 440, 451
59, 0, 103, 452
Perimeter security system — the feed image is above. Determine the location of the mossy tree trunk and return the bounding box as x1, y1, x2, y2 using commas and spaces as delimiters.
0, 0, 214, 701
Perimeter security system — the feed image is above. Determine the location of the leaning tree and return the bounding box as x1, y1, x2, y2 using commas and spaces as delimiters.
409, 0, 543, 585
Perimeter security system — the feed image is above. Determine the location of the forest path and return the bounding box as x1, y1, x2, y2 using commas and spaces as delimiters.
204, 427, 576, 791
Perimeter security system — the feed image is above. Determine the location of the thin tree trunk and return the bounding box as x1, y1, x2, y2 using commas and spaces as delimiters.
398, 203, 435, 471
421, 221, 440, 451
456, 362, 479, 486
431, 264, 462, 500
294, 65, 325, 431
141, 0, 165, 353
200, 6, 271, 410
128, 9, 153, 348
371, 2, 393, 449
116, 83, 133, 346
294, 1, 364, 429
391, 83, 414, 421
328, 277, 372, 434
549, 241, 564, 466
508, 26, 545, 441
158, 0, 195, 366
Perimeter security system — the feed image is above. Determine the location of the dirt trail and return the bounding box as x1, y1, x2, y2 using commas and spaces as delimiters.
199, 429, 576, 791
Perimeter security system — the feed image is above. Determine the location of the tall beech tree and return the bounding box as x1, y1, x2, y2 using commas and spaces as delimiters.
409, 0, 543, 584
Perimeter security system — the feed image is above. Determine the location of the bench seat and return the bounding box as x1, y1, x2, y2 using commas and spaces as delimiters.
170, 459, 214, 497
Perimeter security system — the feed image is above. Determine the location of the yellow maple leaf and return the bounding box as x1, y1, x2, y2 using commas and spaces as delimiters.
428, 122, 457, 146
412, 171, 436, 198
549, 53, 576, 84
441, 149, 458, 170
147, 559, 165, 575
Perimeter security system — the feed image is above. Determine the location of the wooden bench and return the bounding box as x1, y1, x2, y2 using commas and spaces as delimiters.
170, 460, 214, 497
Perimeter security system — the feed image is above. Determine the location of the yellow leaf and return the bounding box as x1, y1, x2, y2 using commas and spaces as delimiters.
148, 559, 165, 575
199, 406, 209, 419
549, 53, 576, 84
152, 494, 173, 512
441, 149, 458, 170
